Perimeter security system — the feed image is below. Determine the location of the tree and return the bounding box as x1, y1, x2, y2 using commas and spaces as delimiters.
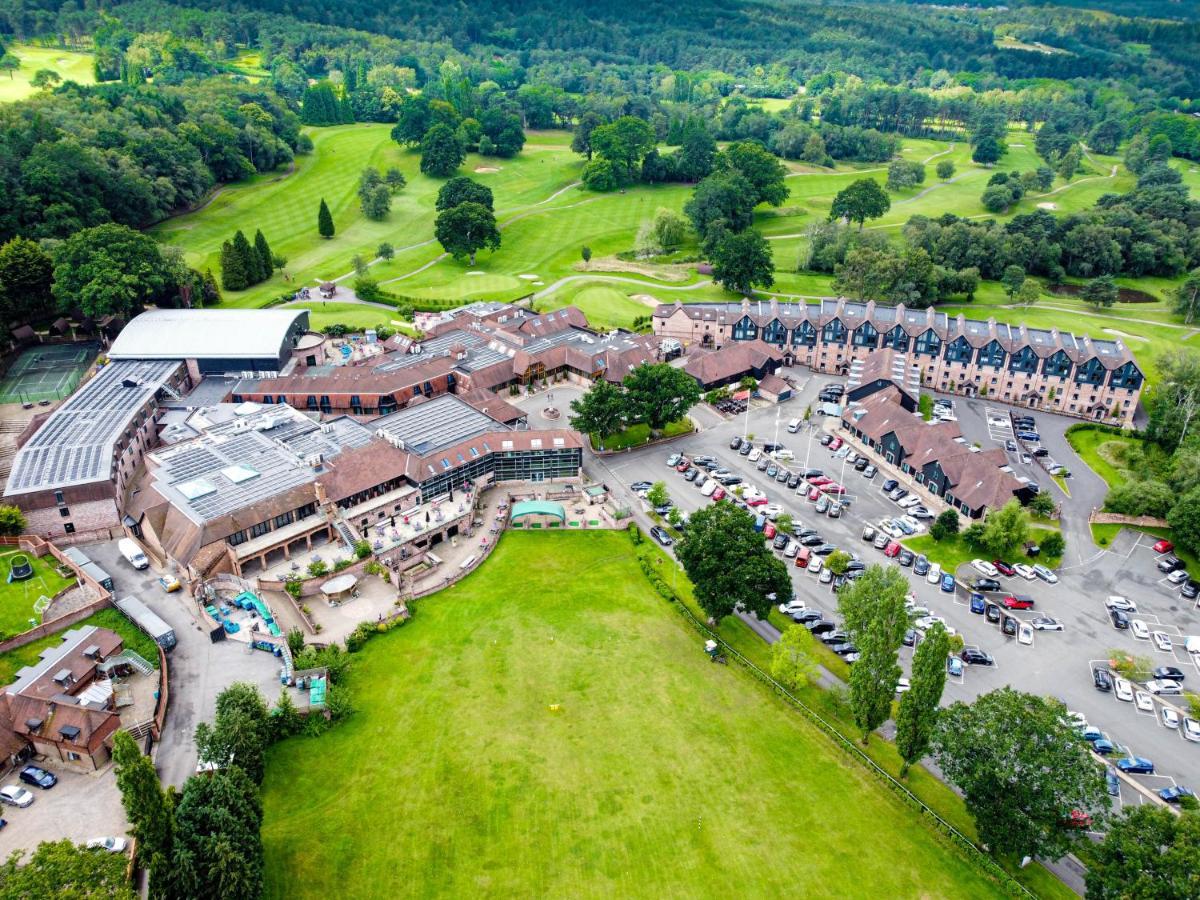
895, 623, 949, 776
936, 160, 955, 181
30, 68, 61, 90
0, 506, 27, 537
1167, 486, 1200, 555
773, 513, 794, 535
1040, 531, 1065, 559
436, 176, 494, 212
172, 767, 263, 900
434, 201, 501, 266
0, 53, 19, 80
981, 184, 1014, 213
1087, 805, 1200, 900
1016, 279, 1041, 307
1000, 265, 1025, 300
0, 237, 54, 325
377, 242, 394, 261
112, 730, 174, 895
979, 499, 1030, 557
886, 159, 925, 192
1028, 492, 1055, 517
571, 111, 604, 160
772, 625, 820, 691
252, 230, 274, 281
1082, 275, 1119, 309
675, 122, 717, 182
228, 229, 257, 286
590, 116, 655, 183
581, 245, 592, 265
684, 172, 757, 242
318, 198, 335, 239
646, 481, 670, 508
839, 564, 909, 743
971, 135, 1002, 166
933, 688, 1107, 860
829, 178, 890, 230
419, 123, 465, 178
193, 682, 271, 784
622, 363, 701, 431
675, 503, 792, 622
1173, 269, 1200, 324
1057, 144, 1081, 181
581, 158, 619, 192
717, 141, 788, 207
825, 550, 851, 575
651, 208, 688, 251
51, 224, 175, 319
0, 839, 134, 899
711, 229, 774, 295
384, 168, 407, 192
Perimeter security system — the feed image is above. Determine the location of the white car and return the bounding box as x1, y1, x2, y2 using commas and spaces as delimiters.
87, 837, 129, 853
1162, 707, 1180, 729
1018, 623, 1033, 645
747, 449, 761, 462
1184, 718, 1200, 743
1064, 710, 1088, 730
1167, 569, 1190, 585
1031, 617, 1063, 631
926, 563, 942, 584
1032, 564, 1058, 584
773, 449, 795, 461
807, 556, 822, 574
1131, 620, 1151, 640
879, 520, 904, 539
1152, 631, 1173, 653
1134, 690, 1155, 713
1106, 595, 1138, 613
1013, 563, 1036, 580
898, 515, 924, 533
761, 503, 783, 518
907, 605, 930, 619
780, 600, 806, 615
896, 678, 911, 693
1115, 677, 1134, 702
0, 785, 33, 807
971, 559, 999, 578
1145, 679, 1183, 695
898, 495, 921, 509
700, 480, 717, 497
784, 541, 799, 558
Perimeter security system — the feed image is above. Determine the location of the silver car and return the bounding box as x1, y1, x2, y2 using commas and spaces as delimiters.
0, 785, 33, 807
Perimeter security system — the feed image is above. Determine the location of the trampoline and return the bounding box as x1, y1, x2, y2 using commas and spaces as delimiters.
7, 555, 33, 583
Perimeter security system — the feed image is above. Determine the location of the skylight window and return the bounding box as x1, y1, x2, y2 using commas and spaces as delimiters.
178, 478, 217, 500
221, 464, 259, 484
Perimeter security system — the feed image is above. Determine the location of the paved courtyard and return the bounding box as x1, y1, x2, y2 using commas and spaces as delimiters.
0, 765, 127, 859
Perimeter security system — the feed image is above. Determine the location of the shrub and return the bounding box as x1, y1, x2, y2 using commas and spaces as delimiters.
1039, 532, 1065, 558
285, 581, 302, 600
333, 558, 353, 572
628, 523, 643, 545
307, 560, 329, 577
930, 509, 960, 541
286, 627, 305, 656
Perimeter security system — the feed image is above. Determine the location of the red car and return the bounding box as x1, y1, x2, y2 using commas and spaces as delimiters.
1153, 539, 1174, 554
675, 460, 691, 472
1001, 595, 1035, 610
993, 559, 1016, 577
829, 438, 843, 451
884, 541, 901, 558
807, 486, 822, 501
711, 487, 726, 501
1063, 809, 1093, 830
821, 483, 846, 495
808, 475, 833, 486
745, 496, 768, 507
763, 522, 777, 539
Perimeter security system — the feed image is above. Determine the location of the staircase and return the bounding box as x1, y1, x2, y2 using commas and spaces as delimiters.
98, 650, 155, 677
333, 520, 358, 550
77, 679, 114, 706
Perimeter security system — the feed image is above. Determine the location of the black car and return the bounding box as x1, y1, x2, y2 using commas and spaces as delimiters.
985, 603, 1001, 623
972, 577, 1002, 592
1183, 580, 1200, 600
719, 475, 743, 486
913, 557, 930, 576
1001, 616, 1018, 636
796, 528, 819, 539
831, 643, 859, 656
787, 473, 802, 489
800, 535, 824, 547
739, 443, 753, 456
814, 544, 837, 556
809, 621, 836, 636
1110, 608, 1130, 629
1152, 666, 1185, 682
960, 648, 995, 666
762, 442, 783, 453
854, 457, 870, 471
845, 560, 866, 572
793, 609, 823, 624
819, 434, 834, 446
803, 468, 824, 478
649, 526, 673, 547
693, 455, 716, 467
19, 766, 56, 790
1032, 447, 1050, 458
772, 533, 789, 550
1157, 555, 1183, 573
897, 549, 915, 567
1093, 667, 1114, 692
821, 630, 850, 644
729, 436, 743, 450
881, 478, 899, 493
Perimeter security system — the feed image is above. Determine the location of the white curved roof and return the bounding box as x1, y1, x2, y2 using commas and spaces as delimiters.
108, 309, 308, 361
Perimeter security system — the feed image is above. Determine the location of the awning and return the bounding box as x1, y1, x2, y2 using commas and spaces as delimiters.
320, 573, 358, 595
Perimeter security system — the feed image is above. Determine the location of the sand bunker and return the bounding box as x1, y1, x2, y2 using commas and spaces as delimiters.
1037, 202, 1057, 210
466, 271, 486, 276
1102, 328, 1147, 343
532, 281, 544, 286
631, 293, 660, 308
1010, 143, 1026, 147
518, 274, 538, 280
475, 166, 501, 173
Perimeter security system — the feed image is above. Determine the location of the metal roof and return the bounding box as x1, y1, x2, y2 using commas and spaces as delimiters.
108, 309, 308, 361
373, 395, 507, 455
4, 360, 182, 495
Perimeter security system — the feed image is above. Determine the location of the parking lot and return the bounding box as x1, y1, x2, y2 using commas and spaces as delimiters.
0, 763, 127, 858
590, 365, 1200, 808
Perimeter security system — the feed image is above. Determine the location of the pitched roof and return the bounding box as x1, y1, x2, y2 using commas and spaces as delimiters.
683, 341, 783, 385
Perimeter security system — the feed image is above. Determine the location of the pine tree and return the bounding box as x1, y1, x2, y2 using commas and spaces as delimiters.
318, 199, 335, 239
219, 240, 248, 291
201, 269, 221, 306
230, 230, 257, 286
253, 230, 274, 283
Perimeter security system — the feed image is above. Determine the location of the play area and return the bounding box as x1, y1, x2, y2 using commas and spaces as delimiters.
0, 342, 99, 405
0, 550, 74, 636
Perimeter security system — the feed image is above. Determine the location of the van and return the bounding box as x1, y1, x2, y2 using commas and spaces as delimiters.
795, 547, 812, 568
118, 538, 149, 570
786, 418, 802, 434
700, 480, 717, 497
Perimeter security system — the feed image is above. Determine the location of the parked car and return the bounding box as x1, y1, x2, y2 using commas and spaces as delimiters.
897, 549, 915, 567
729, 436, 743, 451
863, 465, 877, 478
1032, 616, 1063, 631
1153, 538, 1174, 553
1001, 595, 1034, 610
1159, 786, 1196, 805
881, 478, 899, 493
971, 578, 1002, 593
1032, 564, 1058, 583
1106, 770, 1121, 797
1184, 718, 1200, 743
1093, 667, 1114, 692
985, 603, 1001, 623
940, 572, 956, 592
1156, 555, 1183, 573
992, 559, 1015, 577
807, 556, 823, 574
818, 434, 834, 447
1162, 707, 1181, 729
1001, 616, 1018, 637
884, 541, 901, 558
873, 532, 890, 550
927, 563, 942, 584
1145, 679, 1183, 695
961, 648, 994, 666
969, 593, 986, 614
1135, 690, 1155, 713
1152, 666, 1185, 682
1013, 563, 1036, 580
87, 837, 129, 853
861, 526, 877, 543
1093, 739, 1117, 756
913, 556, 929, 577
947, 656, 963, 677
0, 786, 34, 807
649, 526, 673, 547
1105, 595, 1138, 612
18, 766, 56, 790
1152, 631, 1173, 652
1183, 580, 1200, 600
1110, 608, 1130, 630
1116, 756, 1155, 775
1167, 568, 1190, 585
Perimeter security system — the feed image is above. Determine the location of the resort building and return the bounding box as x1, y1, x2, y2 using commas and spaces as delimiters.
653, 298, 1144, 425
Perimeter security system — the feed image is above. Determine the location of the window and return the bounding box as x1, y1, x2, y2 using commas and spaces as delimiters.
54, 490, 64, 505
1109, 361, 1143, 390
821, 319, 847, 345
305, 395, 318, 410
732, 316, 758, 341
228, 530, 247, 546
59, 507, 70, 518
944, 337, 972, 363
914, 329, 941, 357
1042, 351, 1072, 378
250, 521, 271, 539
1075, 357, 1106, 386
883, 327, 909, 352
1008, 346, 1037, 374
762, 318, 786, 345
64, 523, 75, 534
852, 322, 878, 348
977, 340, 1006, 369
792, 321, 816, 347
274, 512, 294, 528
66, 751, 80, 761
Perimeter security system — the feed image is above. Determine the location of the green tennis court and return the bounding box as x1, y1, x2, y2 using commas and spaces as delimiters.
0, 342, 99, 405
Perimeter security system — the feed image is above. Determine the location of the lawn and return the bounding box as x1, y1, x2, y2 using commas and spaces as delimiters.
261, 531, 1010, 898
903, 525, 1062, 575
0, 550, 74, 638
1064, 424, 1142, 490
593, 418, 693, 451
285, 301, 416, 334
0, 43, 96, 103
0, 606, 160, 685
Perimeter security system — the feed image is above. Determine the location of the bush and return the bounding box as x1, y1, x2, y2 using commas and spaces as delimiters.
628, 523, 643, 545
929, 509, 960, 541
333, 558, 353, 572
307, 560, 329, 577
1039, 531, 1065, 558
285, 581, 302, 600
286, 627, 305, 656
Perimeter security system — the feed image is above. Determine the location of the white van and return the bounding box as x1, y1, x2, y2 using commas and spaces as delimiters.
118, 538, 149, 570
700, 480, 718, 497
786, 418, 802, 434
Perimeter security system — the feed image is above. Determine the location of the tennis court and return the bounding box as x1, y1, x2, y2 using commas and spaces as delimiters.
0, 342, 99, 405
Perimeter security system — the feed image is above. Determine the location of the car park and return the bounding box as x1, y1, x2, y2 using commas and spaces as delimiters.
1185, 718, 1200, 743
940, 572, 956, 592
1162, 707, 1180, 729
1131, 619, 1150, 640
0, 786, 34, 807
1106, 595, 1138, 612
1093, 668, 1114, 692
961, 648, 994, 666
18, 766, 56, 790
1145, 679, 1183, 695
1031, 616, 1063, 631
1116, 756, 1155, 774
1152, 631, 1173, 652
1153, 666, 1185, 682
1031, 564, 1058, 584
1134, 690, 1155, 712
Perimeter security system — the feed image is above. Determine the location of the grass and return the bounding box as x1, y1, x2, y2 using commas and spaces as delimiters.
0, 551, 74, 638
0, 43, 96, 103
0, 606, 160, 685
904, 525, 1062, 574
261, 531, 1012, 898
1090, 521, 1200, 573
1064, 425, 1141, 490
593, 418, 693, 451
287, 301, 415, 333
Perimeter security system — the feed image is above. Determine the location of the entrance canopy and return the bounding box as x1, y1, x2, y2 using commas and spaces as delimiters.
510, 500, 565, 525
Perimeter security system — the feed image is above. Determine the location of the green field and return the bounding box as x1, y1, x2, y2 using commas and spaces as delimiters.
261, 531, 1008, 899
0, 43, 96, 103
0, 606, 161, 685
0, 551, 73, 638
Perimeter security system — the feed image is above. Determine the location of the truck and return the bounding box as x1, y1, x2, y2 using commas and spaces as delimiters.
114, 595, 176, 651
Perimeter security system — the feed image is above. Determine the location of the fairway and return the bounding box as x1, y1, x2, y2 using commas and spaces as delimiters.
261, 531, 1005, 899
0, 43, 95, 103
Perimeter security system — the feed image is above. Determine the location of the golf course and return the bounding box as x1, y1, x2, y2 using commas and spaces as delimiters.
260, 531, 1012, 899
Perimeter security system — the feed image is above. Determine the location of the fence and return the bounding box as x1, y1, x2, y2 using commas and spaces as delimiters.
631, 527, 1034, 897
152, 644, 170, 740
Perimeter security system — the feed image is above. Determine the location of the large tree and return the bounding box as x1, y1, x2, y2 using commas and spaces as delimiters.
683, 172, 757, 245
711, 229, 774, 295
570, 111, 604, 160
1087, 805, 1200, 900
419, 123, 466, 178
569, 378, 626, 438
1082, 275, 1119, 308
436, 176, 494, 212
717, 140, 788, 207
590, 115, 655, 183
895, 622, 949, 775
772, 624, 820, 690
0, 236, 54, 325
932, 688, 1107, 860
829, 178, 890, 230
675, 502, 793, 622
51, 223, 175, 318
171, 767, 263, 900
193, 682, 272, 784
0, 839, 134, 899
675, 122, 717, 182
838, 564, 909, 742
318, 198, 335, 239
113, 730, 175, 897
622, 363, 700, 431
434, 201, 501, 265
978, 499, 1030, 558
1173, 269, 1200, 325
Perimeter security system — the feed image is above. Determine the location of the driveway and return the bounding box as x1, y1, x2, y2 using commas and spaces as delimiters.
0, 764, 128, 858
80, 540, 286, 789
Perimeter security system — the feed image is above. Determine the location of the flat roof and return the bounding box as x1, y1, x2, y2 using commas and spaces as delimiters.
5, 359, 182, 496
373, 395, 507, 456
108, 309, 308, 362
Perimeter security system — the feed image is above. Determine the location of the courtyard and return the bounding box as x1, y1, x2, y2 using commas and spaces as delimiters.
259, 530, 1007, 899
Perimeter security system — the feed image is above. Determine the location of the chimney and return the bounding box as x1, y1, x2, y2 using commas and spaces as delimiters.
315, 481, 327, 505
